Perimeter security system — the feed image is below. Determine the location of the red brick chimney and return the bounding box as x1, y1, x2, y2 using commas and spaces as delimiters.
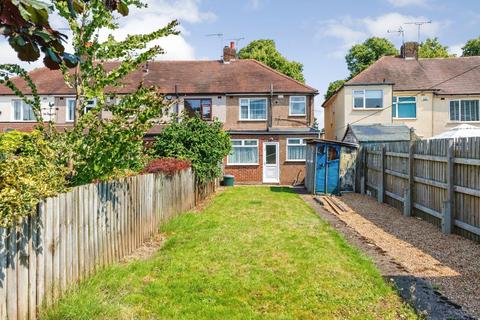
223, 41, 236, 62
401, 42, 419, 60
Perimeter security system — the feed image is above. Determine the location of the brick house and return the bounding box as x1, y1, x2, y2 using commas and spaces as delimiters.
324, 42, 480, 140
0, 43, 319, 184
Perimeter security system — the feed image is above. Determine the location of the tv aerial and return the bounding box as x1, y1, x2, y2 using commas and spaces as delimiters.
404, 20, 431, 43
387, 26, 405, 46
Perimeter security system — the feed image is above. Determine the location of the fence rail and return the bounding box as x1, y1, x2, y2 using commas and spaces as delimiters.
0, 169, 216, 320
359, 137, 480, 242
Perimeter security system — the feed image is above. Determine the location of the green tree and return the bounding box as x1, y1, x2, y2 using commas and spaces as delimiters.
462, 36, 480, 56
418, 37, 450, 58
51, 0, 179, 185
0, 0, 130, 69
153, 115, 231, 182
0, 130, 68, 227
345, 37, 398, 77
324, 79, 346, 101
238, 39, 305, 83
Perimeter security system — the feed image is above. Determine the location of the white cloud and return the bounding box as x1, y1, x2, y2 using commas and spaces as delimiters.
100, 0, 215, 60
316, 17, 367, 57
0, 0, 214, 70
316, 12, 446, 58
387, 0, 429, 7
449, 44, 463, 57
363, 13, 441, 41
249, 0, 261, 9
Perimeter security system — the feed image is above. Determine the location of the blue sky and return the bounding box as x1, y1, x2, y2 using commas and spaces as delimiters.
1, 0, 480, 127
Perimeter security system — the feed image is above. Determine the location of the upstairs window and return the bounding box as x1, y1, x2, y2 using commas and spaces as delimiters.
286, 138, 306, 161
227, 139, 258, 165
184, 99, 212, 120
392, 96, 416, 119
353, 90, 383, 109
289, 96, 306, 116
239, 98, 267, 120
12, 100, 35, 121
450, 100, 480, 122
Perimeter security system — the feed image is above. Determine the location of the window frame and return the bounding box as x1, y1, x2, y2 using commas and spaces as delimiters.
352, 89, 384, 110
392, 96, 417, 119
286, 138, 307, 162
66, 98, 76, 122
227, 139, 259, 165
184, 98, 213, 121
449, 99, 480, 122
238, 98, 268, 121
12, 99, 36, 122
289, 96, 307, 116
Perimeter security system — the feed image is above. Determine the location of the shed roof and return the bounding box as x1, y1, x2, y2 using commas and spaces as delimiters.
344, 124, 411, 142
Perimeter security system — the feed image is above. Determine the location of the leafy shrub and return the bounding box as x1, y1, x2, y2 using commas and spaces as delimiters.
0, 130, 68, 227
142, 158, 191, 175
153, 115, 231, 182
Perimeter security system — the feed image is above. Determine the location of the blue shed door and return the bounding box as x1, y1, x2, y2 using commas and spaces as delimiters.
315, 145, 326, 193
315, 144, 341, 194
326, 145, 340, 194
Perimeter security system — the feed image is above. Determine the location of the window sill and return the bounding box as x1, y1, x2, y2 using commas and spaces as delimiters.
285, 159, 306, 163
393, 118, 417, 120
226, 163, 259, 166
447, 121, 480, 124
238, 119, 267, 122
352, 108, 385, 111
288, 114, 307, 117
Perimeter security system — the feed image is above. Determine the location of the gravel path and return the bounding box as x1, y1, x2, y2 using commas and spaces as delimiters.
301, 191, 480, 319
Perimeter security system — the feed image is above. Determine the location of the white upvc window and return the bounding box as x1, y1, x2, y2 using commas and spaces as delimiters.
289, 96, 307, 116
12, 100, 35, 121
66, 98, 75, 122
239, 98, 267, 120
450, 100, 480, 122
227, 139, 259, 165
286, 138, 306, 161
353, 89, 383, 109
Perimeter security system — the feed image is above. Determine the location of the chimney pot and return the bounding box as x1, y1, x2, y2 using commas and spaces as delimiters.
230, 41, 235, 49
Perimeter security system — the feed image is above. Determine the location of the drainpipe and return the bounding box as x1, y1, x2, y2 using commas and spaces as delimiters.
268, 83, 273, 130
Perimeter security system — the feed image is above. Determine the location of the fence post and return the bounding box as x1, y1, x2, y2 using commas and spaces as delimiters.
377, 145, 385, 203
360, 147, 366, 195
404, 143, 414, 217
442, 139, 455, 234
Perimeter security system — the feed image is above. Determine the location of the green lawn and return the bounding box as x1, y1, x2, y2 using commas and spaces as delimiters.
41, 186, 417, 320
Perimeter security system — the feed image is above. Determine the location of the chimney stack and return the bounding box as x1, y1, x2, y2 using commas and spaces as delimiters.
401, 42, 419, 60
223, 41, 236, 63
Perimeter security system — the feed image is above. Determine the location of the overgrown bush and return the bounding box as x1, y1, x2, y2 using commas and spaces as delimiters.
142, 158, 191, 175
153, 115, 231, 182
0, 130, 68, 227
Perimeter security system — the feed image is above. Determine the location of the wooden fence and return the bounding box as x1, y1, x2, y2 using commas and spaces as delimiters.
359, 137, 480, 242
0, 169, 217, 320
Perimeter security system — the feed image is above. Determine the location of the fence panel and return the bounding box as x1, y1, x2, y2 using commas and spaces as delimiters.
360, 137, 480, 242
0, 169, 215, 319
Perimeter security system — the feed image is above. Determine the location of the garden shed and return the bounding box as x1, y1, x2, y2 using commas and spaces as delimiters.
342, 124, 413, 145
305, 139, 358, 194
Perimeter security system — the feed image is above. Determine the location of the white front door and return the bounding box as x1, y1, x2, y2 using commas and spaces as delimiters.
263, 142, 280, 183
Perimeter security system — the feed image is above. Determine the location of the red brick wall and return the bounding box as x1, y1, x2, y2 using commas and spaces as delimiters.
224, 134, 316, 185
